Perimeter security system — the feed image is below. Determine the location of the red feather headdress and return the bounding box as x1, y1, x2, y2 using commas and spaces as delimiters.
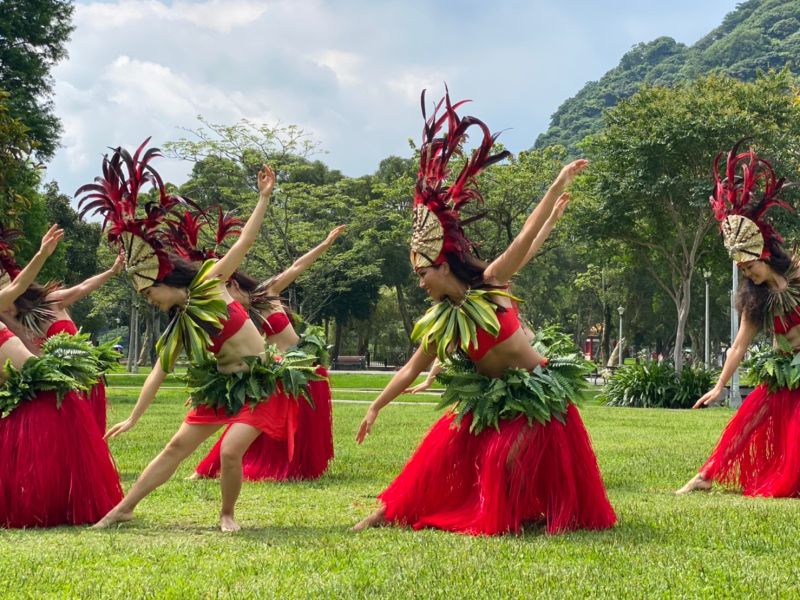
164, 205, 243, 262
0, 225, 22, 286
76, 138, 190, 291
410, 88, 510, 270
710, 142, 792, 264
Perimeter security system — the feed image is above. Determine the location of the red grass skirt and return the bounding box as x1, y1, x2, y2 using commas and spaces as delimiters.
701, 384, 800, 496
379, 404, 616, 535
184, 386, 300, 459
193, 367, 333, 480
87, 381, 107, 433
0, 391, 123, 528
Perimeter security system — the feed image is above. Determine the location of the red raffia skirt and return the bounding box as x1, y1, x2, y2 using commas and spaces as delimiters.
87, 380, 107, 433
379, 404, 616, 535
184, 386, 300, 460
193, 367, 333, 480
0, 391, 123, 528
700, 384, 800, 496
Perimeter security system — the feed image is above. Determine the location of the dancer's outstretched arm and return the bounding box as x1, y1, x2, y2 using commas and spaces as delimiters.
47, 253, 125, 308
356, 346, 435, 443
264, 225, 345, 295
0, 224, 63, 311
212, 164, 275, 281
105, 359, 169, 437
521, 192, 571, 266
693, 316, 760, 408
485, 160, 587, 285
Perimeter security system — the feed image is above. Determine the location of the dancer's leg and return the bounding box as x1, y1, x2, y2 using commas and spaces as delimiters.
94, 422, 221, 527
676, 400, 770, 495
218, 422, 262, 532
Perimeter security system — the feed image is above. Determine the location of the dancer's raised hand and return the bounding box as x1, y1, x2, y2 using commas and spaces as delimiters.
111, 252, 126, 274
257, 163, 276, 199
356, 407, 378, 444
556, 159, 589, 188
693, 387, 723, 409
551, 193, 571, 220
323, 225, 346, 247
39, 224, 64, 257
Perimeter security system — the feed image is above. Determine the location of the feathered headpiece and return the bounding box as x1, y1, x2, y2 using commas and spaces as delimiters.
0, 225, 22, 287
409, 88, 510, 270
76, 138, 190, 291
164, 205, 243, 262
710, 142, 793, 264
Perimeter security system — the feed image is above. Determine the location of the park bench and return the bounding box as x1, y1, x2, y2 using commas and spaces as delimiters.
332, 355, 367, 370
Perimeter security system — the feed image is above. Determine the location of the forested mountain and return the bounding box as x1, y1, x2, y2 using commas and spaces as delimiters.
535, 0, 800, 152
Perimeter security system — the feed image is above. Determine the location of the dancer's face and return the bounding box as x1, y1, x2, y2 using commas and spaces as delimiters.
416, 265, 450, 301
226, 280, 250, 308
739, 260, 772, 285
141, 284, 187, 312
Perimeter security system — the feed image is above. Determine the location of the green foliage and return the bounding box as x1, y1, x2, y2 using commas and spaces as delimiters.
0, 0, 74, 159
156, 260, 228, 372
536, 0, 800, 153
743, 336, 800, 392
0, 90, 40, 224
601, 360, 718, 408
0, 331, 121, 417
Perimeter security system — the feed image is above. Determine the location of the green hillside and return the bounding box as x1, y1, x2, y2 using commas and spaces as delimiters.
535, 0, 800, 152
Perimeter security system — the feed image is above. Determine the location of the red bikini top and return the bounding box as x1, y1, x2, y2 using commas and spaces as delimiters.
260, 311, 291, 337
46, 319, 78, 338
773, 306, 800, 335
0, 326, 15, 349
208, 301, 249, 354
466, 303, 521, 361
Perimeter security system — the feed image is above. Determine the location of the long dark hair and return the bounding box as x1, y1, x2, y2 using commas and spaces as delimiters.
230, 270, 295, 324
736, 241, 793, 325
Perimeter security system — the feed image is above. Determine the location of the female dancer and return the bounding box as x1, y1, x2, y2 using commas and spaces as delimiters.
405, 194, 571, 395
6, 254, 125, 430
82, 141, 317, 532
192, 225, 343, 481
677, 145, 800, 497
353, 92, 615, 535
0, 225, 123, 527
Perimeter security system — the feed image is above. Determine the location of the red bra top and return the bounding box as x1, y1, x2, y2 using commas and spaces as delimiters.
773, 306, 800, 334
46, 319, 79, 338
466, 303, 521, 361
0, 326, 15, 349
208, 301, 249, 354
260, 312, 291, 337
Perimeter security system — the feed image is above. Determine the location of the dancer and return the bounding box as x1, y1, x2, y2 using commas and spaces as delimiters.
677, 144, 800, 497
82, 140, 319, 532
405, 194, 571, 395
353, 91, 616, 535
0, 225, 123, 527
5, 253, 125, 431
192, 225, 343, 481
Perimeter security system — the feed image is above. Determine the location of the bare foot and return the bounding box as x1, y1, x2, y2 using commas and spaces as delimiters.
675, 473, 712, 495
220, 514, 241, 532
186, 472, 203, 481
92, 507, 134, 529
351, 507, 386, 532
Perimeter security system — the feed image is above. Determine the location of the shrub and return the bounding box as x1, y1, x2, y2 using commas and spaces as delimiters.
599, 360, 718, 408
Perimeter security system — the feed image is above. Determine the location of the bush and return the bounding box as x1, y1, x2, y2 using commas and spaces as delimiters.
599, 360, 718, 408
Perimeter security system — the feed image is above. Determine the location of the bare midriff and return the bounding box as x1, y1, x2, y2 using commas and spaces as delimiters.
781, 322, 800, 351
213, 288, 270, 374
473, 331, 544, 379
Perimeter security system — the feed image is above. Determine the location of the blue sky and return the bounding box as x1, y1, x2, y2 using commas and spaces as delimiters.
49, 0, 740, 196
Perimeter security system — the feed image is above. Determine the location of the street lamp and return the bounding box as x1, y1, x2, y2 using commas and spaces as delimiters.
703, 270, 711, 368
617, 306, 625, 367
730, 263, 742, 407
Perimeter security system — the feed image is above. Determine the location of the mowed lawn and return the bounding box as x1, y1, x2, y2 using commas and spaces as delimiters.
2, 375, 799, 598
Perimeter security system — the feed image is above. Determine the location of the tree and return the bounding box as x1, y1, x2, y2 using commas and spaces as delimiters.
580, 70, 800, 372
0, 0, 74, 159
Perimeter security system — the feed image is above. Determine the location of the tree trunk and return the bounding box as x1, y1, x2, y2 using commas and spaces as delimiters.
395, 284, 413, 339
600, 303, 612, 366
127, 291, 139, 374
332, 320, 344, 359
673, 274, 693, 374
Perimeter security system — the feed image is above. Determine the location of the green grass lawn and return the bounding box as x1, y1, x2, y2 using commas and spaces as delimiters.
2, 380, 798, 598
